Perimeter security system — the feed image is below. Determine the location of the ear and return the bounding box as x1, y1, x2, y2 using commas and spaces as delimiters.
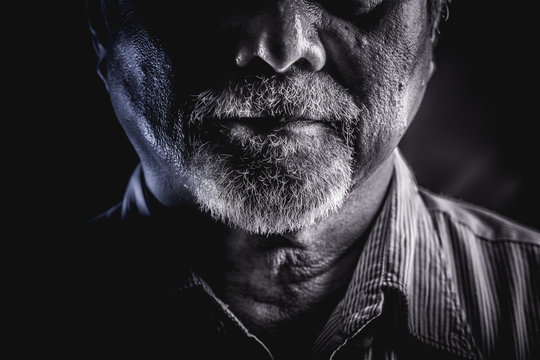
86, 0, 110, 91
429, 60, 436, 80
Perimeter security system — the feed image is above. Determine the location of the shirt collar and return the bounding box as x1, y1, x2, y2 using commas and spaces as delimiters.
315, 150, 480, 359
121, 164, 153, 219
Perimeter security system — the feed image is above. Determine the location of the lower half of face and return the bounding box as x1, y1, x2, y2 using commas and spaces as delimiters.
107, 2, 432, 235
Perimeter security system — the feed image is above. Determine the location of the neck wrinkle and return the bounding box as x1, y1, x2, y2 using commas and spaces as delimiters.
199, 153, 395, 348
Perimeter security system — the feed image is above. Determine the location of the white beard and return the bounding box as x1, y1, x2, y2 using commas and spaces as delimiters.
186, 126, 353, 235
175, 69, 361, 235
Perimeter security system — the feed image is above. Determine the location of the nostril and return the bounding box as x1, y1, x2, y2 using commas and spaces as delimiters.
232, 4, 327, 75
237, 56, 282, 78
294, 58, 314, 72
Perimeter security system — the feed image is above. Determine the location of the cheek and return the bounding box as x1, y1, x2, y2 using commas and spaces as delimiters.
106, 31, 180, 143
108, 34, 175, 124
320, 1, 432, 170
105, 31, 188, 176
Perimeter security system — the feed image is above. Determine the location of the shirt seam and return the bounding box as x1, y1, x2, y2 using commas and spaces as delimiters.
429, 208, 540, 248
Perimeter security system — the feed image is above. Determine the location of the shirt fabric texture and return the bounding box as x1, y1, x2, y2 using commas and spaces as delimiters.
88, 150, 540, 359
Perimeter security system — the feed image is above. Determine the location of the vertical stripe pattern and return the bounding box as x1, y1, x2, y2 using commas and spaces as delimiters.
309, 151, 540, 359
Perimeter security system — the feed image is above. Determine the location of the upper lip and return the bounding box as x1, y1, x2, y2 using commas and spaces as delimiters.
221, 116, 321, 124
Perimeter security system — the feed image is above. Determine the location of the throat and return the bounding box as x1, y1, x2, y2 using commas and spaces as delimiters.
202, 231, 366, 343
184, 153, 394, 358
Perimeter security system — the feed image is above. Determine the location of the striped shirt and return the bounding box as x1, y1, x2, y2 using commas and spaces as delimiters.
90, 150, 540, 359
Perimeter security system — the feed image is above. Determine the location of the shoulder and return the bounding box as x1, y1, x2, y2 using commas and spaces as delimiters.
418, 187, 539, 297
419, 187, 540, 247
418, 188, 540, 358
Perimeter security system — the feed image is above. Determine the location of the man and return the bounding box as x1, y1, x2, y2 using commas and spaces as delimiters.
85, 0, 539, 359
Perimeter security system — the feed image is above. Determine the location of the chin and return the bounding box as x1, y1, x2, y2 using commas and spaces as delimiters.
184, 126, 354, 235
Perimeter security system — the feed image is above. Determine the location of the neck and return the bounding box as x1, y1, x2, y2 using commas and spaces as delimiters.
192, 154, 395, 356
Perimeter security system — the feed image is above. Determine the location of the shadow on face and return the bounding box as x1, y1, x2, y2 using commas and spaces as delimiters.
89, 0, 438, 233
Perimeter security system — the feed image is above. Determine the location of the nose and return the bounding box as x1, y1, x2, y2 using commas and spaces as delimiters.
235, 1, 326, 73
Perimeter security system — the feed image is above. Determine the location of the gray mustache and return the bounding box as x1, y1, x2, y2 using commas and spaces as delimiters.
186, 70, 362, 126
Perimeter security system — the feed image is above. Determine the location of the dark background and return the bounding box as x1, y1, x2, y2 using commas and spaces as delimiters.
21, 1, 539, 231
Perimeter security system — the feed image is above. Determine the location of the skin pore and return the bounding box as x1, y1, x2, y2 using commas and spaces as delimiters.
89, 0, 436, 357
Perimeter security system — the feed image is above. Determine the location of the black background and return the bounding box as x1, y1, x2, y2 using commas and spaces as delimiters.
17, 1, 539, 231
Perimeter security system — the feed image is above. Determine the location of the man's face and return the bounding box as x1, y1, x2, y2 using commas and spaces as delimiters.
100, 0, 434, 234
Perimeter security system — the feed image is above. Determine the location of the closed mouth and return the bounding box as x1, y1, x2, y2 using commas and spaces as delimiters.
215, 116, 325, 134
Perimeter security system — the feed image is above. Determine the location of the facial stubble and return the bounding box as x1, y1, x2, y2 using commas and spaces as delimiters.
169, 71, 362, 235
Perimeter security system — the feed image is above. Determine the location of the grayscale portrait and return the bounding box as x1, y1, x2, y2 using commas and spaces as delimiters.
34, 1, 539, 359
